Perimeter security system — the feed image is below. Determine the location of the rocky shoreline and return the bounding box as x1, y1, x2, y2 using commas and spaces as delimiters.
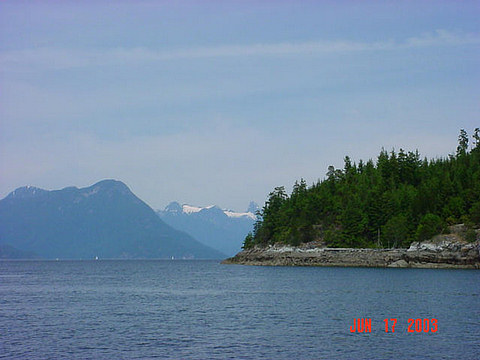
222, 235, 480, 269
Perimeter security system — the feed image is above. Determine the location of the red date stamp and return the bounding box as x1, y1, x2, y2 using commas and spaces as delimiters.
350, 318, 438, 333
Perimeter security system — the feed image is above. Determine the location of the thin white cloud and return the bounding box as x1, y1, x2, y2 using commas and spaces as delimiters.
405, 29, 479, 47
1, 30, 478, 71
0, 107, 469, 210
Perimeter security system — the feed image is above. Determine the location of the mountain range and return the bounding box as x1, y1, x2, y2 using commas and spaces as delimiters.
157, 201, 259, 256
0, 180, 224, 259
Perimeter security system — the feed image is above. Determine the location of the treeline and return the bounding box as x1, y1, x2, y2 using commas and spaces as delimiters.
245, 129, 480, 249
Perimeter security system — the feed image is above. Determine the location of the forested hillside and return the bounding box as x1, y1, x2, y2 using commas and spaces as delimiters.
245, 129, 480, 249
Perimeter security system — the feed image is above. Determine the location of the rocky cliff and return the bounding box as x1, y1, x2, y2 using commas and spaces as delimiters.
222, 234, 480, 269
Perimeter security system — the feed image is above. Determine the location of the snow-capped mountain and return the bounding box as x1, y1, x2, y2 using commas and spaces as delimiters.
165, 202, 257, 220
157, 201, 260, 256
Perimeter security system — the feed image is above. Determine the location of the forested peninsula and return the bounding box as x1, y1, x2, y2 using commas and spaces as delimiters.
224, 129, 480, 268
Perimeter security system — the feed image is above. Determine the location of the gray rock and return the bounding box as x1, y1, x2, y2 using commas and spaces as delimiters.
222, 237, 480, 269
388, 259, 409, 268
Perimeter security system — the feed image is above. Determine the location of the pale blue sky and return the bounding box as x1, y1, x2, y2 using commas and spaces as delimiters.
1, 1, 479, 211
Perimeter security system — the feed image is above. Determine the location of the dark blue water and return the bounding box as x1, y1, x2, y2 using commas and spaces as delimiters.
0, 261, 479, 359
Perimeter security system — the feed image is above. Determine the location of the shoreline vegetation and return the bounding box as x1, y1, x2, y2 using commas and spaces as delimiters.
225, 129, 480, 268
222, 226, 480, 268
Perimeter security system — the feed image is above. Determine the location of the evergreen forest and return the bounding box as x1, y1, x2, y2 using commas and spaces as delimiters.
244, 129, 480, 249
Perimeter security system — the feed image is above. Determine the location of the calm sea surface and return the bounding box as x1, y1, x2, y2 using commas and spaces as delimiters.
0, 260, 479, 359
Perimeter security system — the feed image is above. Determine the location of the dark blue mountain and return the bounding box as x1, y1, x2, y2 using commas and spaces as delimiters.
0, 244, 40, 259
0, 180, 224, 259
157, 201, 259, 256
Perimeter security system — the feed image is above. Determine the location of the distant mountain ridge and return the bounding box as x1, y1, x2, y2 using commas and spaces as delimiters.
158, 201, 259, 256
165, 202, 257, 220
0, 180, 224, 259
0, 244, 40, 259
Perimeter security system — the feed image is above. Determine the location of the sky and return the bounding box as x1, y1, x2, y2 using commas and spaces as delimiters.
1, 1, 479, 211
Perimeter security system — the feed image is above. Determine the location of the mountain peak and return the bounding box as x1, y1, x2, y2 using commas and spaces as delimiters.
157, 201, 257, 256
182, 204, 216, 214
81, 179, 132, 197
7, 185, 47, 199
247, 201, 260, 214
160, 201, 257, 220
0, 180, 223, 259
165, 201, 183, 213
92, 179, 129, 190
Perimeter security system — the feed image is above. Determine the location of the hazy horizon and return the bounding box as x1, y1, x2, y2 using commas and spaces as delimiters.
1, 1, 479, 211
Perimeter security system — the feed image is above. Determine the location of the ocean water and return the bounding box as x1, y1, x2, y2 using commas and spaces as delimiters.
0, 260, 479, 359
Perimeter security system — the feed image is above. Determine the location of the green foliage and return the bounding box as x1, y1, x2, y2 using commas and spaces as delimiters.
442, 196, 464, 221
382, 214, 409, 248
249, 129, 480, 248
324, 228, 344, 248
242, 232, 254, 249
473, 128, 480, 150
469, 202, 480, 225
415, 213, 444, 242
457, 129, 469, 156
465, 229, 477, 243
